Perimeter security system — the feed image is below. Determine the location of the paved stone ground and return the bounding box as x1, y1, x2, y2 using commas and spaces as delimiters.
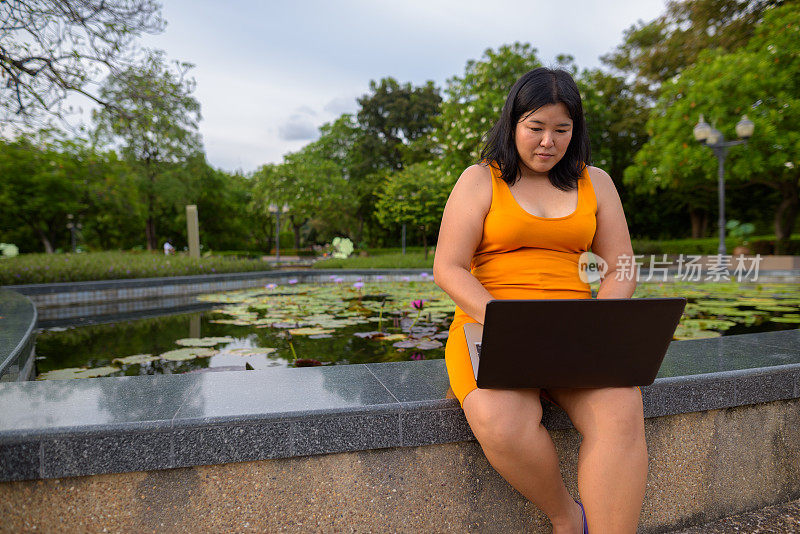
668, 499, 800, 533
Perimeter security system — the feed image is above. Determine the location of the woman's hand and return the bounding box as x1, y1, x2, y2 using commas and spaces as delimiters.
432, 164, 496, 324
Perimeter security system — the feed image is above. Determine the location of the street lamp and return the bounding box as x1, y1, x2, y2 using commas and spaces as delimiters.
397, 195, 406, 255
66, 214, 82, 252
692, 114, 755, 255
268, 203, 289, 264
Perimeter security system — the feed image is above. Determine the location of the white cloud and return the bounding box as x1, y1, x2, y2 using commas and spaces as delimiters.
131, 0, 668, 172
323, 96, 359, 116
278, 115, 318, 141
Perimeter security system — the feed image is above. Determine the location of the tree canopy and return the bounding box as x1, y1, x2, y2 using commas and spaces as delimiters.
436, 42, 542, 179
93, 51, 202, 250
0, 0, 164, 125
602, 0, 782, 99
624, 3, 800, 251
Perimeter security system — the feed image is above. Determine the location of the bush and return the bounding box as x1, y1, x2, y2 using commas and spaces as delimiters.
0, 251, 271, 285
312, 251, 433, 269
630, 234, 800, 256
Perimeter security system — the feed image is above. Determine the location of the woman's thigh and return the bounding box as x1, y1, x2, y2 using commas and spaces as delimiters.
544, 387, 645, 440
462, 387, 544, 447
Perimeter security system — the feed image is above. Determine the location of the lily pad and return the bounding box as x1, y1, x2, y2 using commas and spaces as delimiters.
755, 305, 799, 313
227, 348, 278, 356
160, 348, 217, 361
354, 331, 384, 339
415, 340, 444, 350
288, 327, 336, 336
175, 336, 235, 347
679, 319, 737, 330
770, 316, 800, 324
38, 366, 121, 380
673, 329, 722, 340
112, 354, 159, 365
376, 333, 406, 341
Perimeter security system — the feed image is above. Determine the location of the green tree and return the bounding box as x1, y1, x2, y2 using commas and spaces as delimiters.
436, 43, 542, 180
602, 0, 783, 100
0, 0, 164, 124
375, 162, 451, 259
344, 78, 442, 246
0, 133, 93, 252
76, 146, 143, 250
252, 147, 355, 250
624, 4, 800, 252
93, 50, 203, 250
354, 77, 442, 173
191, 166, 257, 251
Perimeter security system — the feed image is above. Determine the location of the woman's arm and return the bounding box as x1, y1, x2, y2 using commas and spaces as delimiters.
433, 164, 495, 324
588, 166, 637, 299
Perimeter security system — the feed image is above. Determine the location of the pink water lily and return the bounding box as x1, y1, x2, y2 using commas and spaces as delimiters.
409, 299, 425, 330
288, 278, 298, 285
353, 281, 364, 289
266, 283, 277, 289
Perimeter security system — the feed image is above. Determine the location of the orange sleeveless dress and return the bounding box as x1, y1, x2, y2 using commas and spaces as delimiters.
444, 163, 597, 408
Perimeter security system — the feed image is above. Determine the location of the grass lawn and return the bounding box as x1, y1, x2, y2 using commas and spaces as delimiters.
0, 251, 270, 285
313, 251, 434, 270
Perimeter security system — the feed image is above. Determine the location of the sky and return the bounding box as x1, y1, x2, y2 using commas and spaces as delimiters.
133, 0, 667, 173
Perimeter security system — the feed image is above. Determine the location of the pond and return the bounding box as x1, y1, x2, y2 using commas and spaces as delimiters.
34, 279, 800, 379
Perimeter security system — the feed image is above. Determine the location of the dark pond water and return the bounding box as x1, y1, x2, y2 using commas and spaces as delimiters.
34, 280, 799, 379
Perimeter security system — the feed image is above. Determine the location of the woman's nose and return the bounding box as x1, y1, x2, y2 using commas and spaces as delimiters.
540, 132, 555, 147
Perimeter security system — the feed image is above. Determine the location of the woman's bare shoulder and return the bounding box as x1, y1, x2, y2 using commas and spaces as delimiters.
586, 165, 613, 186
451, 163, 493, 208
585, 166, 617, 201
459, 162, 492, 185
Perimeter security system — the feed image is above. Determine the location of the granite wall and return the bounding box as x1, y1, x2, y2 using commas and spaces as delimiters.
1, 398, 798, 533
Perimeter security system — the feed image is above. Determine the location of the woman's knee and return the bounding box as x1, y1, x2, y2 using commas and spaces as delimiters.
463, 388, 543, 448
582, 387, 645, 444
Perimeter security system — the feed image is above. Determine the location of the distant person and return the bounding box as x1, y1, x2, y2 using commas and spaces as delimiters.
433, 67, 641, 533
163, 240, 175, 255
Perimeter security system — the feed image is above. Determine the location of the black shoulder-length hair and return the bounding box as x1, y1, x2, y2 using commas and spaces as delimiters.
480, 67, 590, 191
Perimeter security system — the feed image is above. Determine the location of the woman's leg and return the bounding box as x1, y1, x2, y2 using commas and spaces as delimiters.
463, 388, 584, 533
546, 387, 648, 534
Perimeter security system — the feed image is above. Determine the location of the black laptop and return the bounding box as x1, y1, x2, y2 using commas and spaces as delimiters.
463, 298, 686, 389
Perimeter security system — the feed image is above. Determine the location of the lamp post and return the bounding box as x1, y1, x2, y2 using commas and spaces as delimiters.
268, 203, 290, 264
66, 214, 82, 252
397, 194, 406, 255
692, 114, 755, 255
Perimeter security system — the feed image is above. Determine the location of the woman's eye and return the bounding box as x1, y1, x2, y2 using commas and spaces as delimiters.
530, 128, 542, 132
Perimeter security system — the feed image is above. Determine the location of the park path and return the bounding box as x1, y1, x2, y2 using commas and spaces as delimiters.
667, 498, 800, 533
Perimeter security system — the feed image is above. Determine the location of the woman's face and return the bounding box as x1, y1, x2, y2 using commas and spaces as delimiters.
513, 102, 573, 176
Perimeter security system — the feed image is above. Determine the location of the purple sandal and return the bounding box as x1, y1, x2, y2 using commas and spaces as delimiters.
574, 499, 588, 534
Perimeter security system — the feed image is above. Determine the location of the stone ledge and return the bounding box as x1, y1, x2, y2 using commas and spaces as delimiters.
5, 269, 433, 296
1, 328, 798, 483
0, 289, 37, 382
6, 270, 436, 317
1, 400, 798, 533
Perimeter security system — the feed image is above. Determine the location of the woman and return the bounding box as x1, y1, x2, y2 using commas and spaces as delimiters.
432, 67, 645, 534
